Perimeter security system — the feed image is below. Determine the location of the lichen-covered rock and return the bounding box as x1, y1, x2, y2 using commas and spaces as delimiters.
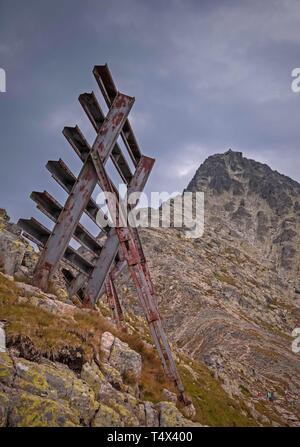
100, 331, 115, 362
0, 209, 22, 236
14, 358, 52, 397
162, 388, 177, 404
13, 269, 30, 283
181, 402, 196, 420
109, 337, 142, 384
100, 362, 123, 390
0, 354, 100, 427
14, 287, 76, 321
110, 401, 140, 426
0, 209, 9, 225
43, 362, 75, 399
20, 358, 97, 425
68, 376, 98, 426
0, 387, 10, 426
158, 402, 194, 427
144, 401, 159, 427
0, 266, 198, 428
100, 332, 142, 385
92, 403, 122, 427
137, 403, 146, 426
0, 352, 14, 386
14, 282, 57, 300
81, 361, 106, 398
8, 391, 78, 427
0, 346, 197, 427
48, 284, 69, 303
0, 230, 26, 276
82, 362, 143, 427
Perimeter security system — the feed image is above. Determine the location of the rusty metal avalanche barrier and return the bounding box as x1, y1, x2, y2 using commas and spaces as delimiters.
18, 64, 186, 402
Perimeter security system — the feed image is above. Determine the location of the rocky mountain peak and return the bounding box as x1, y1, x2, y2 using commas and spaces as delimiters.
186, 150, 300, 280
187, 150, 300, 211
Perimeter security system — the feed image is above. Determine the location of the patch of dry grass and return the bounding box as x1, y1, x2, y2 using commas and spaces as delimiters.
122, 330, 176, 402
178, 355, 257, 426
0, 274, 117, 366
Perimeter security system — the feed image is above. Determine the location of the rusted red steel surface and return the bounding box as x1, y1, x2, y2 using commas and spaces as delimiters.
33, 93, 134, 290
105, 273, 124, 326
78, 92, 133, 184
46, 158, 110, 232
93, 64, 141, 166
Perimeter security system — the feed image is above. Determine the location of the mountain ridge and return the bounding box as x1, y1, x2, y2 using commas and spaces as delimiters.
185, 149, 300, 288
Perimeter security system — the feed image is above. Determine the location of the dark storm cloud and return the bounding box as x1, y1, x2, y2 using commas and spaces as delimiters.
0, 0, 300, 225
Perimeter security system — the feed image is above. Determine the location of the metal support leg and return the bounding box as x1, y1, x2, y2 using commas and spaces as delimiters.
105, 273, 124, 326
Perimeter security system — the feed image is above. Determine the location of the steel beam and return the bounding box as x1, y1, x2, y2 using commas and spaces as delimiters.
78, 92, 104, 130
18, 218, 94, 275
105, 273, 124, 324
33, 159, 98, 289
67, 256, 126, 301
93, 65, 141, 166
33, 93, 134, 290
82, 229, 120, 305
46, 158, 76, 193
62, 126, 90, 161
82, 155, 154, 305
46, 159, 109, 232
63, 264, 121, 303
67, 156, 154, 300
31, 191, 102, 256
78, 92, 133, 184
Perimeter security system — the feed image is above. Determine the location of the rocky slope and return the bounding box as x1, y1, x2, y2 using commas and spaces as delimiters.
112, 151, 300, 426
0, 208, 255, 427
132, 226, 300, 426
125, 150, 300, 426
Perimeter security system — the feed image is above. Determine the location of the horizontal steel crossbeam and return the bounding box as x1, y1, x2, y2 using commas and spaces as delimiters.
18, 218, 94, 275
46, 159, 109, 232
93, 65, 141, 166
79, 92, 133, 184
30, 191, 102, 256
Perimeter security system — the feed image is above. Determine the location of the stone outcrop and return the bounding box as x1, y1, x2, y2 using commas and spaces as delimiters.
0, 349, 197, 427
0, 232, 25, 276
129, 224, 300, 426
105, 335, 142, 384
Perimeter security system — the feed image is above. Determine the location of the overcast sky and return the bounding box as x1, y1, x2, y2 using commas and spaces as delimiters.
0, 0, 300, 228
